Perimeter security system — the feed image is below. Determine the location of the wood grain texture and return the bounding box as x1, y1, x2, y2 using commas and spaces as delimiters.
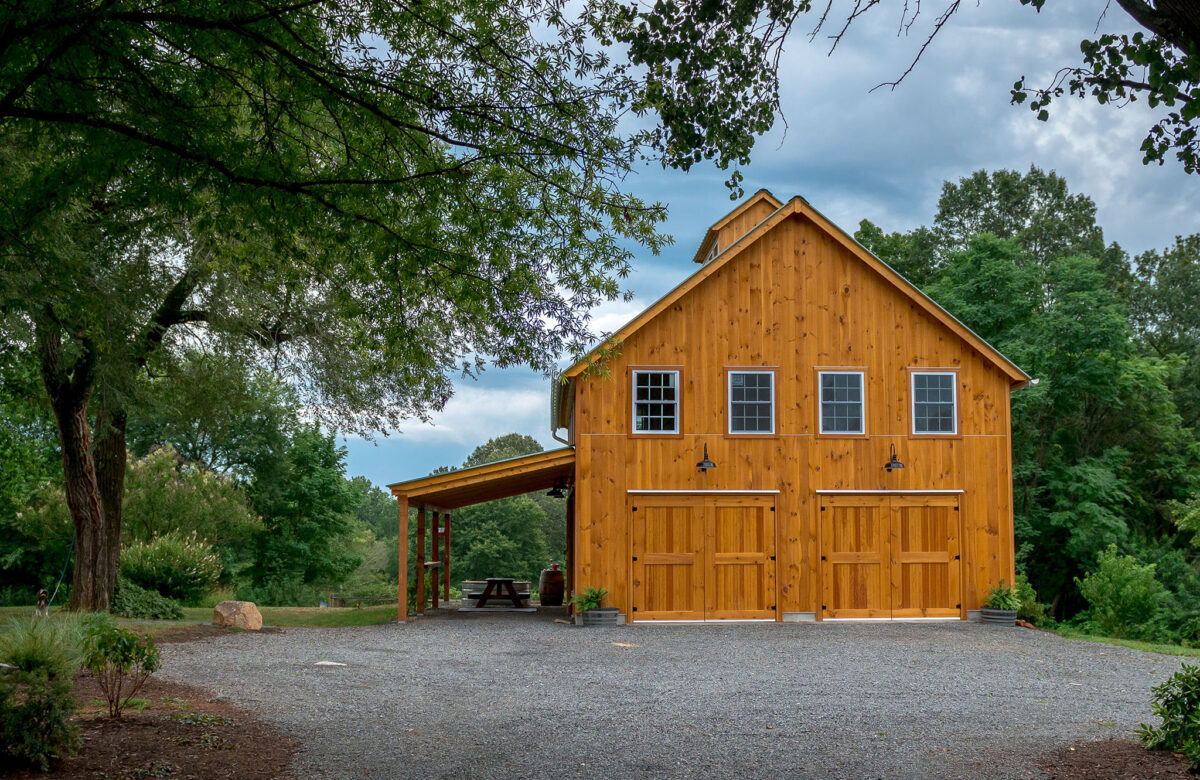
573, 209, 1017, 620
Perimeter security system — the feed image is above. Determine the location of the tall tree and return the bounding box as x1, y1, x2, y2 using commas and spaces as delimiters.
1, 0, 785, 610
618, 1, 1200, 175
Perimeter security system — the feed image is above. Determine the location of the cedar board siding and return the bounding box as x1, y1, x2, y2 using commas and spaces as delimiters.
572, 213, 1016, 619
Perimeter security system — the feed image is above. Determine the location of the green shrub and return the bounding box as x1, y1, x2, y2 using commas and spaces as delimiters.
83, 625, 160, 719
0, 620, 81, 770
111, 578, 185, 621
120, 531, 221, 605
235, 577, 324, 607
984, 581, 1021, 610
1015, 573, 1049, 626
1138, 662, 1200, 770
570, 586, 608, 612
1076, 545, 1167, 638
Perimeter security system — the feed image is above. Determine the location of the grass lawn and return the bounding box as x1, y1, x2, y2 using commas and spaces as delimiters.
0, 603, 398, 636
1055, 628, 1200, 658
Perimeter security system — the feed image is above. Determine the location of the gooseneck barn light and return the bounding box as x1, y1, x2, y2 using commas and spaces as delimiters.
696, 443, 717, 472
884, 443, 905, 473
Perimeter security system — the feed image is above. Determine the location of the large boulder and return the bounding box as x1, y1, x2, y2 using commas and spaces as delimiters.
212, 600, 263, 631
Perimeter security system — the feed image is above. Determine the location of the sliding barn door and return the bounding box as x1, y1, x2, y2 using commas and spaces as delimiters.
632, 495, 776, 621
890, 495, 961, 618
820, 494, 962, 619
632, 500, 706, 620
707, 498, 776, 620
820, 496, 891, 618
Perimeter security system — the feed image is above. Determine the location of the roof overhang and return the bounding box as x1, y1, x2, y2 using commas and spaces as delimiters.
388, 448, 575, 510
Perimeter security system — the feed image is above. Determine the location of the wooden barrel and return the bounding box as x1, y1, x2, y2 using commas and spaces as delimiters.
539, 564, 565, 606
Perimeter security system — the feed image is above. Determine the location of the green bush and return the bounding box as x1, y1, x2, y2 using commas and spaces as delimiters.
1015, 572, 1049, 626
0, 620, 81, 771
235, 577, 324, 607
120, 531, 221, 605
1076, 544, 1167, 639
1138, 662, 1200, 770
111, 578, 185, 621
984, 581, 1021, 610
570, 586, 608, 612
83, 625, 160, 719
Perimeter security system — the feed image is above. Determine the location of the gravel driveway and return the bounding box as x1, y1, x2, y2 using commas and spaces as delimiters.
159, 614, 1185, 779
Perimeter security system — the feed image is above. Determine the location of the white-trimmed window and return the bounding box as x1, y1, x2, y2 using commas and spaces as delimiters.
632, 370, 679, 433
911, 372, 957, 435
729, 371, 774, 434
819, 371, 865, 434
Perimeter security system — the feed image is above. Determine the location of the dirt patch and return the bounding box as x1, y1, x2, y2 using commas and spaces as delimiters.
9, 674, 297, 779
1043, 739, 1194, 779
146, 624, 283, 644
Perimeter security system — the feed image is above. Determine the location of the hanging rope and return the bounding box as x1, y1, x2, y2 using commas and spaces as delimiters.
47, 534, 75, 607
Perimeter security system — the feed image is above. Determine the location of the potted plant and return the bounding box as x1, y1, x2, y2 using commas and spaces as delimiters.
981, 581, 1021, 625
570, 586, 618, 626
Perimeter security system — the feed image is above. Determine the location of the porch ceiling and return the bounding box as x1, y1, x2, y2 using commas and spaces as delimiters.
387, 447, 575, 510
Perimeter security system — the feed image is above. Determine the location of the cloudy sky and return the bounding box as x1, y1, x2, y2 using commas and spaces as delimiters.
347, 1, 1200, 488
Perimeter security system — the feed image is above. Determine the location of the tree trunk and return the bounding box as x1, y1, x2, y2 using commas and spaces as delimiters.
38, 323, 115, 612
94, 401, 128, 604
46, 386, 114, 612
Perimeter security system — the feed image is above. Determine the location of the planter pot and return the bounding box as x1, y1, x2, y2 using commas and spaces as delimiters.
980, 607, 1018, 626
581, 607, 619, 626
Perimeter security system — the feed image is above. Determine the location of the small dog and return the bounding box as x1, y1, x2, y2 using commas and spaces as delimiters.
34, 589, 49, 617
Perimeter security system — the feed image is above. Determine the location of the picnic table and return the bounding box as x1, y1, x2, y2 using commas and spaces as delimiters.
471, 577, 529, 608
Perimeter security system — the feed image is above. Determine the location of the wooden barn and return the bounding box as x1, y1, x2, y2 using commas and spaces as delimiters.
389, 190, 1029, 623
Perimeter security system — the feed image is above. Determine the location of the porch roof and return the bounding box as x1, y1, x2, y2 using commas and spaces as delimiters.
387, 447, 575, 510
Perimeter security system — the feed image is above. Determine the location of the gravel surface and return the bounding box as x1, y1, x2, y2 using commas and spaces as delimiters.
159, 614, 1186, 779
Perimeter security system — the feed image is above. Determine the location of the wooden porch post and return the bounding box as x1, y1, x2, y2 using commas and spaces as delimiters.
396, 495, 409, 622
416, 506, 426, 615
566, 486, 575, 615
430, 509, 440, 610
443, 512, 452, 603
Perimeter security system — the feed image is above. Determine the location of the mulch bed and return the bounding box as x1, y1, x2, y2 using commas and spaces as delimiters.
1043, 739, 1195, 779
9, 674, 297, 779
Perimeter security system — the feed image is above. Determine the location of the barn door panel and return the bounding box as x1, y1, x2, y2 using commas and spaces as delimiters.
632, 503, 705, 620
890, 496, 961, 618
821, 497, 891, 618
706, 498, 776, 620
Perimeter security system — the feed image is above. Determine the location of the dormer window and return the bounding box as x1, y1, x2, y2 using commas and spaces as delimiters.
704, 240, 719, 263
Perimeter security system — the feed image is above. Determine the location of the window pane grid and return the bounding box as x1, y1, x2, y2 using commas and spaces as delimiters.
633, 371, 678, 433
730, 372, 773, 433
913, 373, 956, 434
820, 372, 864, 434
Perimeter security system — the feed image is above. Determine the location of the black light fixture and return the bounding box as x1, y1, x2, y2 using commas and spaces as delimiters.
696, 443, 717, 472
546, 478, 567, 498
884, 443, 905, 472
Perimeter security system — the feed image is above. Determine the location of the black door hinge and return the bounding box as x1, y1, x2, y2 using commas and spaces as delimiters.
771, 605, 776, 610
633, 606, 638, 612
632, 556, 638, 561
769, 555, 776, 561
954, 554, 960, 560
956, 603, 961, 609
770, 507, 776, 512
820, 506, 826, 511
954, 506, 960, 511
821, 555, 827, 561
632, 507, 638, 512
822, 605, 827, 610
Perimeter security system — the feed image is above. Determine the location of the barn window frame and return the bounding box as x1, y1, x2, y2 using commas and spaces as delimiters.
818, 370, 866, 435
727, 370, 776, 435
910, 370, 959, 436
631, 369, 681, 435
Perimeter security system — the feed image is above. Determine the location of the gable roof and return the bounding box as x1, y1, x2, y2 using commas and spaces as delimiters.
563, 193, 1030, 386
690, 189, 783, 264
